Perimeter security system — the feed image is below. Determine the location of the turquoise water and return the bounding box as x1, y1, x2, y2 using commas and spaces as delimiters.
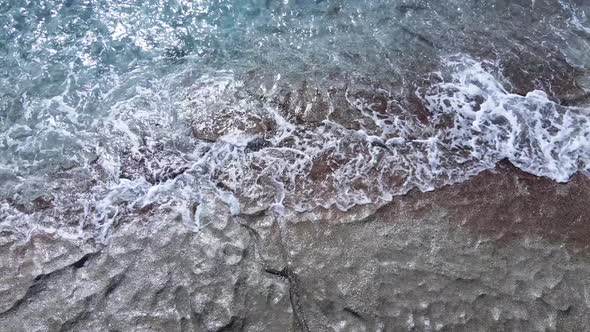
1, 0, 589, 240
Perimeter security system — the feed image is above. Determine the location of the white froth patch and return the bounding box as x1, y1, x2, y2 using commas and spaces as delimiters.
2, 56, 589, 242
421, 56, 590, 182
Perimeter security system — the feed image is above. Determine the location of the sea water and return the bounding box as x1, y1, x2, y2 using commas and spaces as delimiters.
1, 0, 589, 241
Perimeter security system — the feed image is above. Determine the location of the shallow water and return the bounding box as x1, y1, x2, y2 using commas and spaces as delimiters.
1, 0, 590, 241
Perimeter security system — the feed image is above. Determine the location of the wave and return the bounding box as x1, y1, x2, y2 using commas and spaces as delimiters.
1, 55, 588, 241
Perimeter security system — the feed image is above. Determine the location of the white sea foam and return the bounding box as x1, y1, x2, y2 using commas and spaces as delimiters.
421, 56, 590, 182
1, 54, 589, 242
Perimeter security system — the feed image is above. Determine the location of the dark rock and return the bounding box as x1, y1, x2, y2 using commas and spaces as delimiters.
2, 161, 590, 330
245, 138, 272, 152
277, 161, 590, 331
0, 220, 294, 332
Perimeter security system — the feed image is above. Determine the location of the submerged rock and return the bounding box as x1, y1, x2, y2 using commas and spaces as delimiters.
0, 221, 294, 332
1, 161, 590, 331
